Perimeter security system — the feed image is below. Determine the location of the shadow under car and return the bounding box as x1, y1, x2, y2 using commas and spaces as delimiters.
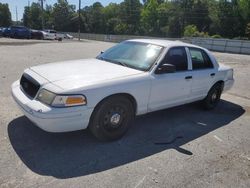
8, 99, 245, 179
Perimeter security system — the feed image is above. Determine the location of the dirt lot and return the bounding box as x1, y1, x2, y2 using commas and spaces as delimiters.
0, 38, 250, 188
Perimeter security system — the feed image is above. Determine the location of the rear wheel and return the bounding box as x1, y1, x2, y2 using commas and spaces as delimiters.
89, 96, 134, 141
202, 83, 223, 110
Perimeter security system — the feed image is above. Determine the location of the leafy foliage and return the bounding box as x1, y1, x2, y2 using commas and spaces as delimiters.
5, 0, 247, 39
0, 3, 11, 27
246, 23, 250, 39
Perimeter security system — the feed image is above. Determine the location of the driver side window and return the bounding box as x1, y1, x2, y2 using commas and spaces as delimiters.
163, 47, 188, 71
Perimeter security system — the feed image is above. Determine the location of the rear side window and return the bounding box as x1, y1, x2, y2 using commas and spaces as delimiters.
163, 47, 188, 71
189, 48, 213, 69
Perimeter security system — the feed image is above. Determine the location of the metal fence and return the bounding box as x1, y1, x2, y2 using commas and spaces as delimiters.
69, 32, 250, 55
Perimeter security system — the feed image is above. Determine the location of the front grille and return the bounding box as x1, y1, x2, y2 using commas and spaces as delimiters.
20, 74, 40, 98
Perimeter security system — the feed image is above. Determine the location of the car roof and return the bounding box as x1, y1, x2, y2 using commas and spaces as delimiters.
127, 39, 205, 49
11, 26, 26, 28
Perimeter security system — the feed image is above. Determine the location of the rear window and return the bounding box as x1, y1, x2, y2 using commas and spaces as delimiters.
189, 48, 213, 70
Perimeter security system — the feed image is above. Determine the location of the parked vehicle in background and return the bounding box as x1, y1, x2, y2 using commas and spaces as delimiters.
0, 27, 3, 37
64, 33, 73, 39
42, 30, 63, 41
30, 30, 43, 40
12, 39, 234, 141
41, 30, 56, 40
2, 27, 11, 37
10, 26, 31, 39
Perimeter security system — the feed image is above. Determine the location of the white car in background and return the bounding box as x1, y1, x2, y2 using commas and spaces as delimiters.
12, 39, 234, 141
64, 33, 74, 39
42, 30, 64, 41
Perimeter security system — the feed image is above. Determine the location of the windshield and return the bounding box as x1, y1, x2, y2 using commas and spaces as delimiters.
97, 41, 163, 71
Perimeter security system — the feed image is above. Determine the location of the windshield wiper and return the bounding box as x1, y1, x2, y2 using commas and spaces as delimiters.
97, 56, 108, 62
98, 57, 128, 68
114, 61, 128, 67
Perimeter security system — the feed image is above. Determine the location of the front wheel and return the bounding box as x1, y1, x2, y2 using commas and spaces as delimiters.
89, 96, 134, 141
202, 83, 223, 110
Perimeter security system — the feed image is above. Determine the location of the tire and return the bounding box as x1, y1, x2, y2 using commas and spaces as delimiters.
14, 33, 18, 39
89, 96, 135, 141
202, 83, 223, 110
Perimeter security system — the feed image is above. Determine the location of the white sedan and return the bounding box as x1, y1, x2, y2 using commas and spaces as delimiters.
41, 30, 64, 41
12, 39, 234, 141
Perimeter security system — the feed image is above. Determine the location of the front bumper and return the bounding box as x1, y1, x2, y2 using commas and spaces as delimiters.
11, 81, 93, 133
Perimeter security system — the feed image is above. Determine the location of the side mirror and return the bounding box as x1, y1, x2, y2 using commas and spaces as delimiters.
155, 64, 176, 74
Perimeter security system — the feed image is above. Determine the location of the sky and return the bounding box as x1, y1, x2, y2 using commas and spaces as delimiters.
0, 0, 123, 21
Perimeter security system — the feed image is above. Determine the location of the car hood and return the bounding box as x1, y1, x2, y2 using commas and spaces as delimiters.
30, 58, 143, 90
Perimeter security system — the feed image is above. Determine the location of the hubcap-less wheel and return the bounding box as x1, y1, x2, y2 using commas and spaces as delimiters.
110, 113, 121, 125
103, 105, 126, 131
203, 83, 222, 110
89, 96, 134, 141
210, 90, 219, 104
211, 93, 217, 101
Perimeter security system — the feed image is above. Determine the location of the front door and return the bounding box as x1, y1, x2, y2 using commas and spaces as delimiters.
148, 47, 192, 112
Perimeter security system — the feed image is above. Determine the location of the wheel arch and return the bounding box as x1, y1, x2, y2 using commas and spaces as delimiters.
90, 93, 138, 120
212, 80, 224, 90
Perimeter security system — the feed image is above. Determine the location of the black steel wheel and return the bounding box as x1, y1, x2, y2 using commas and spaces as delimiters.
89, 96, 134, 141
202, 83, 223, 110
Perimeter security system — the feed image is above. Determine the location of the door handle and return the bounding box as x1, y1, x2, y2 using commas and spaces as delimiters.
185, 76, 192, 80
210, 73, 215, 76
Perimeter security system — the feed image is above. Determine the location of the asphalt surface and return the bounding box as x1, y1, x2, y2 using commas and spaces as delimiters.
0, 38, 250, 188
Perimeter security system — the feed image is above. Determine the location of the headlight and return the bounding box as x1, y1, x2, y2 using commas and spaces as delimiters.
36, 89, 87, 107
37, 89, 56, 105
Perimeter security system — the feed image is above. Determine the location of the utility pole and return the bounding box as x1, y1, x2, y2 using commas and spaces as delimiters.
16, 6, 18, 24
40, 0, 44, 30
78, 0, 81, 41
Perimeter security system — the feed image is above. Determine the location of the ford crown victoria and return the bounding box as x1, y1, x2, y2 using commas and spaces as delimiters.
11, 39, 234, 141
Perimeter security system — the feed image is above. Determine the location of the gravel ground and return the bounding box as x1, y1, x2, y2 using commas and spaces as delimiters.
0, 38, 250, 188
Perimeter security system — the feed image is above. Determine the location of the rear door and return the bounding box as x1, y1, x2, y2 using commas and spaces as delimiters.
187, 47, 216, 100
148, 47, 193, 111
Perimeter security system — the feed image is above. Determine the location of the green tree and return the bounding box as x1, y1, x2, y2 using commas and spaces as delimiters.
119, 0, 142, 35
239, 0, 250, 21
18, 0, 250, 38
141, 0, 159, 35
23, 2, 42, 29
156, 1, 183, 37
191, 0, 211, 32
103, 3, 121, 34
246, 23, 250, 39
184, 24, 198, 37
90, 2, 105, 33
52, 0, 76, 31
44, 5, 54, 29
23, 6, 31, 27
218, 0, 244, 38
0, 3, 12, 27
